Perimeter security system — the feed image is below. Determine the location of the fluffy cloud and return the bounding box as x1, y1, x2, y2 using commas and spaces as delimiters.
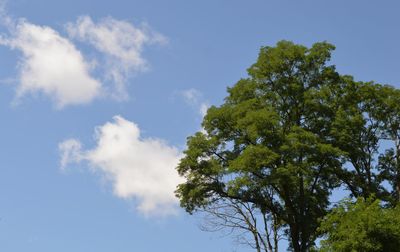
59, 116, 184, 216
0, 20, 101, 108
0, 9, 166, 107
66, 16, 167, 99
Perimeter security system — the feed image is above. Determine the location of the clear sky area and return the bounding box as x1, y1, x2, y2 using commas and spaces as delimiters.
0, 0, 399, 251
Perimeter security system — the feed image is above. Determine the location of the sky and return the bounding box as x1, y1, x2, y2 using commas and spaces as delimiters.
0, 0, 399, 251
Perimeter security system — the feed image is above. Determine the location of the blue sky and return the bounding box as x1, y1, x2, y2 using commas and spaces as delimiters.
0, 0, 399, 251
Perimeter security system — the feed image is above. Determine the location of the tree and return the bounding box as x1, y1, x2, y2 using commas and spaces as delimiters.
327, 79, 400, 204
316, 83, 400, 251
176, 41, 342, 252
175, 40, 400, 251
199, 198, 283, 252
318, 198, 400, 252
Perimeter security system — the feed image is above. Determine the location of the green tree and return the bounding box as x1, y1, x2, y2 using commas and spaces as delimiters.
327, 79, 400, 204
175, 40, 400, 251
371, 85, 400, 203
318, 198, 400, 252
176, 41, 343, 252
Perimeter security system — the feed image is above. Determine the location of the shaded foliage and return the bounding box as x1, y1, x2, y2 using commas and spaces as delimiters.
319, 198, 400, 252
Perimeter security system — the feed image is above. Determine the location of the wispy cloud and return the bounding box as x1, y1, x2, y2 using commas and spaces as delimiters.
180, 88, 209, 117
66, 16, 167, 100
0, 0, 13, 28
59, 116, 183, 216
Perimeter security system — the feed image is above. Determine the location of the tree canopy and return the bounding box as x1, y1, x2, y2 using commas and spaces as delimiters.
175, 41, 400, 252
318, 198, 400, 252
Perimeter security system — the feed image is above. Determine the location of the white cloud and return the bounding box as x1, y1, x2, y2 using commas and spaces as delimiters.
0, 8, 166, 107
180, 88, 209, 117
59, 139, 83, 169
199, 102, 209, 117
59, 116, 184, 216
0, 1, 11, 28
0, 19, 101, 108
66, 16, 167, 99
181, 88, 202, 105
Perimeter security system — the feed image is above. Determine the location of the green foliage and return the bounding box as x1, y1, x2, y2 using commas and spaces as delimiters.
318, 198, 400, 252
175, 40, 400, 252
176, 41, 343, 251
